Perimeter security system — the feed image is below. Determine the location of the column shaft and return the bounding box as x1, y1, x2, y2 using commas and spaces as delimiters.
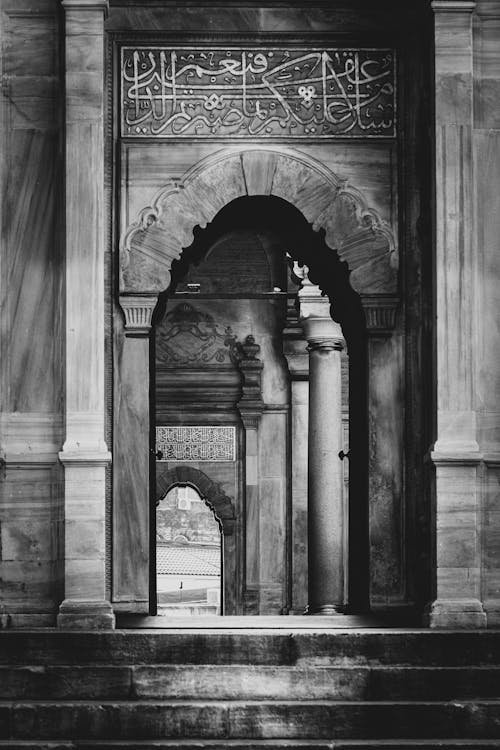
306, 335, 344, 614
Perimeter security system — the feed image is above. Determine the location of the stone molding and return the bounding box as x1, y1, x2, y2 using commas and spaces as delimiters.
431, 1, 476, 11
483, 453, 500, 466
57, 599, 115, 630
236, 335, 265, 429
120, 295, 158, 334
61, 0, 109, 15
120, 147, 397, 297
431, 450, 482, 466
424, 598, 486, 629
58, 450, 112, 467
0, 412, 63, 467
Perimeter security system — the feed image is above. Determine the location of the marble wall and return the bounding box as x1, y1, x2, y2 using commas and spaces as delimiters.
474, 0, 500, 625
0, 0, 63, 626
4, 0, 499, 627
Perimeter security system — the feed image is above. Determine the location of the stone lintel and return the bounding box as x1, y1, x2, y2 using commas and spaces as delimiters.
57, 599, 115, 630
120, 295, 158, 334
424, 598, 486, 628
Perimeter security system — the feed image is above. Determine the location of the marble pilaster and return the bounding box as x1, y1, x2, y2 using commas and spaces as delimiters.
113, 295, 157, 613
299, 269, 345, 614
236, 336, 264, 614
283, 299, 309, 614
361, 298, 404, 609
57, 0, 113, 629
428, 0, 486, 628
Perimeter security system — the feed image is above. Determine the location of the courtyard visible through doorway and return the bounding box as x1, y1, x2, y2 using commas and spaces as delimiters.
156, 485, 222, 616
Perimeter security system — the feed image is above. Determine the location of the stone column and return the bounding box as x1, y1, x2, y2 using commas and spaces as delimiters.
427, 0, 486, 627
57, 0, 113, 629
298, 268, 345, 614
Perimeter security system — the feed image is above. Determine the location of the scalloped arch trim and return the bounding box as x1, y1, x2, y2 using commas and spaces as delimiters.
156, 465, 236, 536
120, 147, 397, 296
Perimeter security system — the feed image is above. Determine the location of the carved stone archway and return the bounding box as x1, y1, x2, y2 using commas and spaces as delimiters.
113, 147, 404, 617
120, 146, 397, 302
156, 465, 236, 536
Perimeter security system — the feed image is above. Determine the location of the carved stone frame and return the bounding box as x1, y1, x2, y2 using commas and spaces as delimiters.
112, 144, 403, 617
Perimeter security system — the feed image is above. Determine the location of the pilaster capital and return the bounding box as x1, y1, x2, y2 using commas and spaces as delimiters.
120, 295, 158, 335
431, 1, 476, 13
361, 295, 398, 335
61, 0, 109, 16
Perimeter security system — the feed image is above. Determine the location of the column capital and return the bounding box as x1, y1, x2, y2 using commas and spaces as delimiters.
120, 295, 158, 334
62, 0, 109, 16
302, 317, 344, 351
361, 295, 398, 335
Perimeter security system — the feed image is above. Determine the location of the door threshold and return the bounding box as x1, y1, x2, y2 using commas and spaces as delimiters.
116, 614, 386, 629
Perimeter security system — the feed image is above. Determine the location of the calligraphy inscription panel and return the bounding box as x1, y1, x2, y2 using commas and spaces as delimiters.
156, 426, 236, 462
121, 47, 396, 139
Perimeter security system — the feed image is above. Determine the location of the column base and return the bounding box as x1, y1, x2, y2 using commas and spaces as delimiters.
57, 599, 115, 630
423, 598, 487, 629
305, 604, 344, 615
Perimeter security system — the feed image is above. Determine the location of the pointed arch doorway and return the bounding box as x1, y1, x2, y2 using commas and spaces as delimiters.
155, 467, 237, 616
113, 148, 402, 619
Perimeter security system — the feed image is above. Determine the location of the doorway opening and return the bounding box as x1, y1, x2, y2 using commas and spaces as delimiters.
150, 195, 367, 616
156, 483, 223, 616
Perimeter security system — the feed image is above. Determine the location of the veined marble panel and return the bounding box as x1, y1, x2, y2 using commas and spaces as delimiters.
0, 2, 63, 623
368, 333, 404, 603
4, 132, 62, 413
474, 6, 500, 128
107, 6, 402, 35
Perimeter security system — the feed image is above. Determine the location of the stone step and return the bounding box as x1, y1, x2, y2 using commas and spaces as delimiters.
2, 742, 500, 750
1, 665, 500, 701
1, 631, 500, 667
3, 743, 500, 750
1, 701, 500, 740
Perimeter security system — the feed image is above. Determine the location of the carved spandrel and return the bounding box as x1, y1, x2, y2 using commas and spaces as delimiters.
156, 302, 239, 366
121, 47, 396, 139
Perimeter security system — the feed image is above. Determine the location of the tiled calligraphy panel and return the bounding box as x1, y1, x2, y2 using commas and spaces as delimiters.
121, 47, 396, 138
156, 426, 236, 462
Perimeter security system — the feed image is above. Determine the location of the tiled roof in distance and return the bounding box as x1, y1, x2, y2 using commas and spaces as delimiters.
156, 544, 221, 576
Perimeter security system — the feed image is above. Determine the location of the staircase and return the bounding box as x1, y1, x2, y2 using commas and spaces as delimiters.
0, 628, 500, 748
